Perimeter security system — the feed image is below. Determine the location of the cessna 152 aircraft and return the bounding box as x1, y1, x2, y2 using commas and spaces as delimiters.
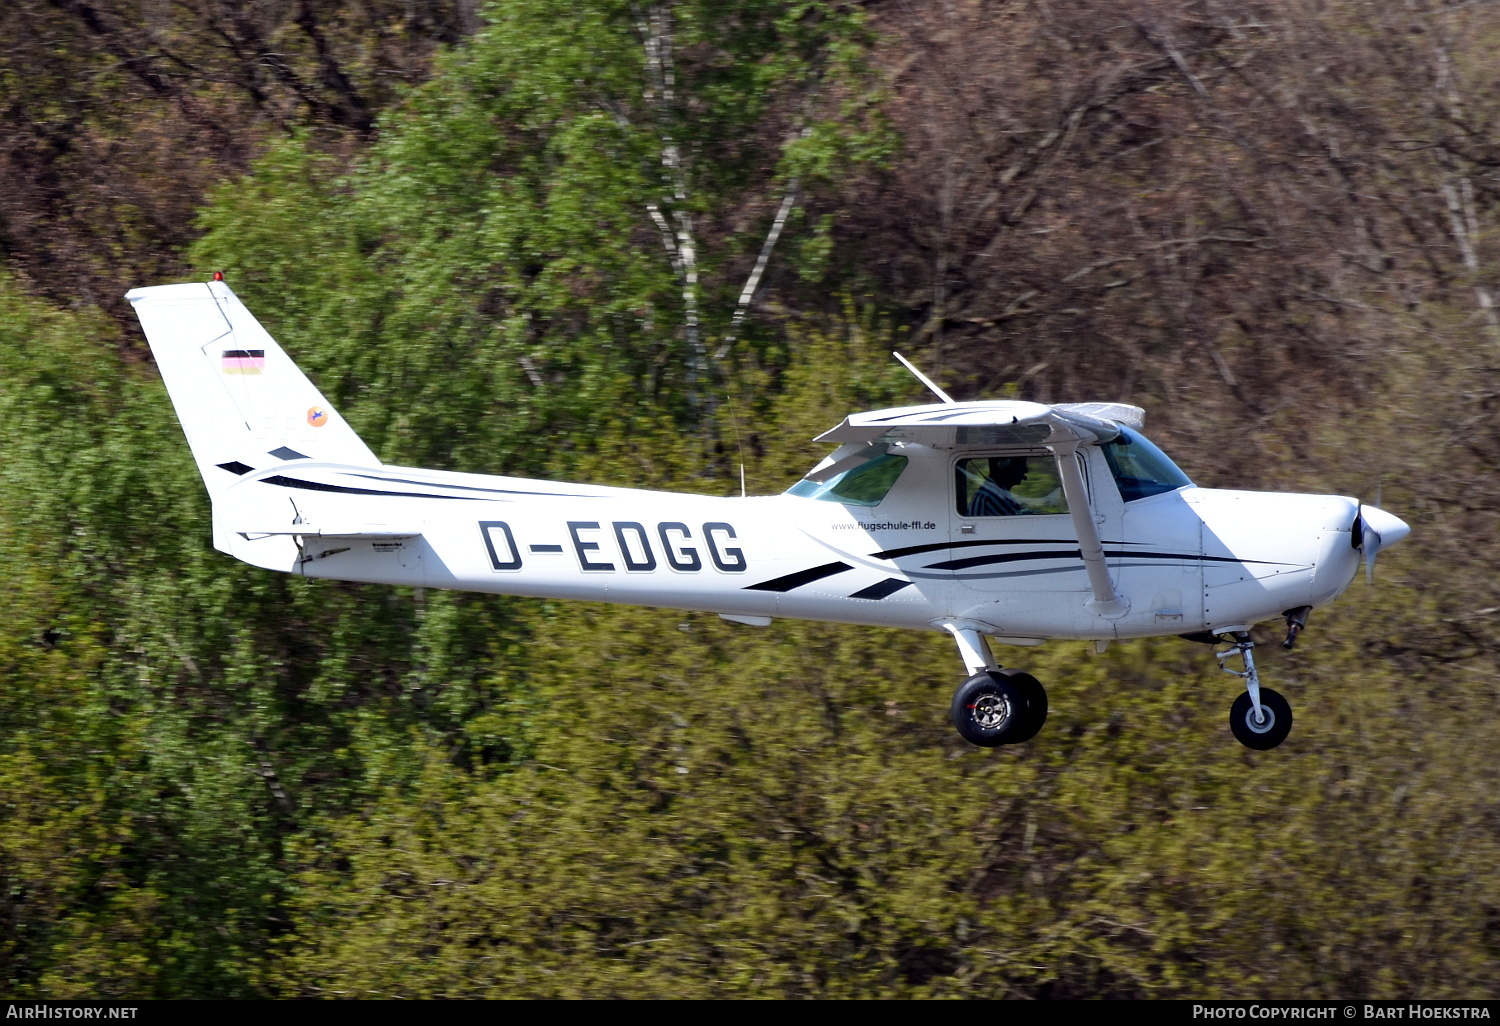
128, 277, 1410, 750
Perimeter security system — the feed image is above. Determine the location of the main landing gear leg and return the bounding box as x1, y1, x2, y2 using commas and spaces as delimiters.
942, 623, 997, 676
1217, 632, 1293, 750
941, 623, 1049, 747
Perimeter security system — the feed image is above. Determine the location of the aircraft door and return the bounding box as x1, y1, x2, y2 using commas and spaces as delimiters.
948, 450, 1106, 634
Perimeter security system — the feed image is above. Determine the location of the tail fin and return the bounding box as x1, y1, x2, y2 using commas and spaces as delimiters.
127, 280, 378, 495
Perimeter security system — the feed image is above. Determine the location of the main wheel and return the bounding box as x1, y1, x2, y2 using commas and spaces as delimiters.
951, 671, 1034, 747
997, 668, 1048, 743
1229, 687, 1293, 750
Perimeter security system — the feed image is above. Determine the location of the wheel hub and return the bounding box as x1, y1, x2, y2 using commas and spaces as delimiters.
971, 693, 1011, 729
1244, 705, 1276, 734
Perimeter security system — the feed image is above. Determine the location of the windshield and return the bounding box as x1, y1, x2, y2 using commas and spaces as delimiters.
1100, 427, 1192, 502
787, 452, 909, 507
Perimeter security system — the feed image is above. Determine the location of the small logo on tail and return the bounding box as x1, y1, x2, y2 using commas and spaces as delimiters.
222, 349, 265, 375
307, 407, 329, 428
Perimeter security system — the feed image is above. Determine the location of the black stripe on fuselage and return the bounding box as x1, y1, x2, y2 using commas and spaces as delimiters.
848, 578, 913, 600
872, 538, 1076, 560
347, 472, 603, 499
743, 547, 1302, 596
924, 549, 1296, 572
1107, 550, 1293, 566
926, 548, 1085, 571
870, 539, 1294, 571
259, 475, 483, 500
902, 558, 1309, 583
744, 562, 854, 593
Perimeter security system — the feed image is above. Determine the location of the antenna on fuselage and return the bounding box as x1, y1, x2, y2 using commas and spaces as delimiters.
892, 351, 957, 405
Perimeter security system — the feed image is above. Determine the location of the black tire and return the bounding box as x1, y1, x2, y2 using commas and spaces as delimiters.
997, 668, 1048, 743
951, 671, 1028, 747
1229, 687, 1293, 750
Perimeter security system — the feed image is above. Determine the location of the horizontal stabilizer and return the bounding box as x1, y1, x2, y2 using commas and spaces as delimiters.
232, 523, 422, 540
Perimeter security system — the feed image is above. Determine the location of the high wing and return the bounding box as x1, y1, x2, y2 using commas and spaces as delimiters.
814, 400, 1145, 448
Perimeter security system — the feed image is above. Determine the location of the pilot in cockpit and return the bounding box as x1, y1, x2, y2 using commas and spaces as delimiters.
967, 456, 1029, 517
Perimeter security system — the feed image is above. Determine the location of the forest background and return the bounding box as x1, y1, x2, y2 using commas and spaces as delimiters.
1, 0, 1498, 999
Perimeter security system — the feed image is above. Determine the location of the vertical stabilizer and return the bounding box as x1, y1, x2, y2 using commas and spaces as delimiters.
127, 280, 378, 495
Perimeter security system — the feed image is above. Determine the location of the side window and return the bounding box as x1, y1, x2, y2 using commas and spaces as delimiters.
787, 452, 909, 507
956, 455, 1069, 517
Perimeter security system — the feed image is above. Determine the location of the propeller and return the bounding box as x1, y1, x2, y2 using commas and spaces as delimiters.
1354, 503, 1411, 583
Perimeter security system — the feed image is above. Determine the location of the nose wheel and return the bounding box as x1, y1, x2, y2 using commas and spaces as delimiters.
1216, 632, 1294, 750
1229, 687, 1292, 749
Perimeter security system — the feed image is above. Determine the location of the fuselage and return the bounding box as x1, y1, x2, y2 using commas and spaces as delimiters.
212, 444, 1368, 643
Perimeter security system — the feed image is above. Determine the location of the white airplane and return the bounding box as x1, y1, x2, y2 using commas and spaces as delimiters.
128, 277, 1410, 751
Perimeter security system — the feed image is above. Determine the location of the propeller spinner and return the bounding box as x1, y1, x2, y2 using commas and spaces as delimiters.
1355, 504, 1411, 583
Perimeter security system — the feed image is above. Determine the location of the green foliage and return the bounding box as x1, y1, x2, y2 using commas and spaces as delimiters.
194, 0, 888, 476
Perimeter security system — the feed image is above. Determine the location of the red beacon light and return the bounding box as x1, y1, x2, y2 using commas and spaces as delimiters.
212, 271, 224, 281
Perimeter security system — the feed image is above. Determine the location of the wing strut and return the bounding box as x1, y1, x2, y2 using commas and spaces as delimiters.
1054, 446, 1128, 618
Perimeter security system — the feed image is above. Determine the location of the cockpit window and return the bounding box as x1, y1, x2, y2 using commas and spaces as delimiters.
787, 452, 909, 507
956, 455, 1069, 516
1100, 427, 1192, 502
